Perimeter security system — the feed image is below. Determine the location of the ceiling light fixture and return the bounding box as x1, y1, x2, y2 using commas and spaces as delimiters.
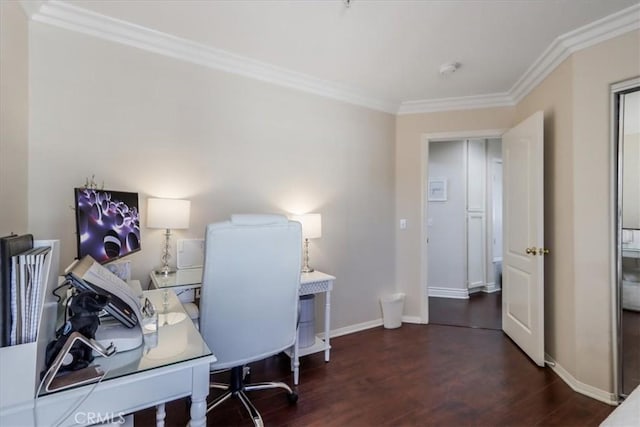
439, 62, 460, 76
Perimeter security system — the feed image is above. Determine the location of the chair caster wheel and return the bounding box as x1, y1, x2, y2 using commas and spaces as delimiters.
287, 392, 298, 404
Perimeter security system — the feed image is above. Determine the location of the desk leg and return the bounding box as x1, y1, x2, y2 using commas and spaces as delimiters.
324, 289, 331, 362
189, 363, 210, 427
155, 403, 166, 427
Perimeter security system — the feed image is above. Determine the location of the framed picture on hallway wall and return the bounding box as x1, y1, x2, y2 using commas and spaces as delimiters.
428, 177, 447, 201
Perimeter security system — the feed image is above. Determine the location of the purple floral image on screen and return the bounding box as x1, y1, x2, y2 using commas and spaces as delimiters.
74, 188, 141, 264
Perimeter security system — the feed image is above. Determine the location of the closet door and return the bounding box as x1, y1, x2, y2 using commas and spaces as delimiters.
616, 85, 640, 397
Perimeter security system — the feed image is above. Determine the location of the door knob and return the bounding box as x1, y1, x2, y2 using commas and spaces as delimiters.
538, 248, 550, 255
525, 247, 538, 255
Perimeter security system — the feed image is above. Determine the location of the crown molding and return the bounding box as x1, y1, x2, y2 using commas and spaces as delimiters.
399, 3, 640, 115
397, 92, 514, 115
509, 3, 640, 104
29, 1, 399, 114
27, 1, 640, 116
19, 0, 45, 19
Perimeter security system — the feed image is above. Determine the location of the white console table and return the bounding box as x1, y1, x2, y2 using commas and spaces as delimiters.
622, 247, 640, 259
149, 268, 335, 386
285, 271, 335, 385
149, 268, 203, 302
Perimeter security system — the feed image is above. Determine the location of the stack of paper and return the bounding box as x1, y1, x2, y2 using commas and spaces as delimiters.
9, 246, 51, 345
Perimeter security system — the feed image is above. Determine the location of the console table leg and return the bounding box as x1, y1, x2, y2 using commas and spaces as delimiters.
293, 334, 300, 385
155, 403, 166, 427
324, 290, 331, 362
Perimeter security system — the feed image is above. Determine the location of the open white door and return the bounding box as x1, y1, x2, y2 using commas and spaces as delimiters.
502, 111, 545, 367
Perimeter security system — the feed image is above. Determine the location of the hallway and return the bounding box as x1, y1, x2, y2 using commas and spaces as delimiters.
429, 292, 502, 330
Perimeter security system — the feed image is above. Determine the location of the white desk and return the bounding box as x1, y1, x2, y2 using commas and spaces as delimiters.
0, 289, 216, 427
150, 268, 336, 385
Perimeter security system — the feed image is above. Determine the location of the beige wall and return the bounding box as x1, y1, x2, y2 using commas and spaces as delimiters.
0, 2, 29, 236
27, 23, 396, 330
395, 107, 515, 316
571, 30, 640, 392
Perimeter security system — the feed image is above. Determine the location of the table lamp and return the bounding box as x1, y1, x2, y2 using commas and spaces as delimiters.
147, 198, 191, 276
292, 213, 322, 273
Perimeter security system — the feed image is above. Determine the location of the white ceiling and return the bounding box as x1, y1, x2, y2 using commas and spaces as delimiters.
36, 0, 640, 111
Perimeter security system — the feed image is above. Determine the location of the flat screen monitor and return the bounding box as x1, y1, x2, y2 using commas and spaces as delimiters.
74, 188, 141, 264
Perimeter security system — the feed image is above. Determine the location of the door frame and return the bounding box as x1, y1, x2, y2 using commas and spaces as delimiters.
420, 129, 507, 323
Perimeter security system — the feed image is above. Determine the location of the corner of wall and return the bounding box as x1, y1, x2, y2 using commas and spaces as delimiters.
0, 1, 30, 236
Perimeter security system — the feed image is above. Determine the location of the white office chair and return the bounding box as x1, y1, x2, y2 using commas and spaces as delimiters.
199, 214, 301, 426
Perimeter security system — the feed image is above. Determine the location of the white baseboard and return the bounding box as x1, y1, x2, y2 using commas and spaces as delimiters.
468, 286, 484, 295
544, 353, 617, 405
328, 318, 383, 338
469, 283, 501, 294
428, 287, 469, 299
325, 316, 424, 339
483, 282, 502, 293
402, 315, 423, 324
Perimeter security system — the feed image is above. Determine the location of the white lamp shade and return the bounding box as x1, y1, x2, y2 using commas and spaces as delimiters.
292, 213, 322, 239
147, 198, 191, 229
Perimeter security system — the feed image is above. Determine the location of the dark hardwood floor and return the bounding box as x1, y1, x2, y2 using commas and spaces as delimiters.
429, 292, 502, 330
135, 324, 614, 426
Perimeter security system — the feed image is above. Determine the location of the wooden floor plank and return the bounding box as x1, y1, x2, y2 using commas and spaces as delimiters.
429, 292, 502, 330
134, 324, 614, 426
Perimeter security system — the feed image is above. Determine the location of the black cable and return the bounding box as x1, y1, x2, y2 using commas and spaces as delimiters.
51, 280, 72, 303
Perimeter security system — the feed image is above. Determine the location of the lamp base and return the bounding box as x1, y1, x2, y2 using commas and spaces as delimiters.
155, 265, 176, 276
301, 238, 315, 274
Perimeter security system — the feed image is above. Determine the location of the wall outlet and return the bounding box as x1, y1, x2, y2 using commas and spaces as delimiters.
400, 219, 407, 229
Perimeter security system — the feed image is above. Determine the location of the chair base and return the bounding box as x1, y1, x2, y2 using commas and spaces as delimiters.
207, 366, 298, 427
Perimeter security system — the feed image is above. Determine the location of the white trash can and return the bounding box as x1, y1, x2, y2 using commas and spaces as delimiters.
380, 293, 405, 329
298, 295, 316, 348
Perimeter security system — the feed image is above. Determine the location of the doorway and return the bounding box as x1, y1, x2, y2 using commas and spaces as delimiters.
420, 114, 545, 366
426, 138, 503, 330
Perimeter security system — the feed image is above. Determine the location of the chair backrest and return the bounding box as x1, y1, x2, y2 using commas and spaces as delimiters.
199, 214, 302, 370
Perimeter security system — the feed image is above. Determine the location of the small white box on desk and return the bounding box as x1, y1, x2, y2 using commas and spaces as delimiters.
177, 239, 204, 270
